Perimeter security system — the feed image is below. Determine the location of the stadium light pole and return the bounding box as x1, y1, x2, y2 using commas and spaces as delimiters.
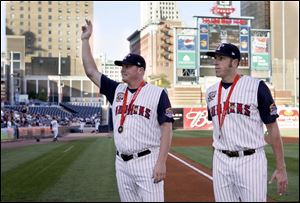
294, 58, 298, 107
9, 51, 14, 105
58, 52, 62, 104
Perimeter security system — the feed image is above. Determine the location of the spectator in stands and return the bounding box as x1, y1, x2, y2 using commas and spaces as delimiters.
50, 116, 59, 141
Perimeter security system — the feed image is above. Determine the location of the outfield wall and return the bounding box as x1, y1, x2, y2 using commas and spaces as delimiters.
1, 126, 71, 141
173, 107, 299, 137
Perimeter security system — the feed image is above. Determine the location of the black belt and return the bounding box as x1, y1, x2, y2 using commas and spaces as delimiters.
116, 149, 151, 161
221, 149, 255, 157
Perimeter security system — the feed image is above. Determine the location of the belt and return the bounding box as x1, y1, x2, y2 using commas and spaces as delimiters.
116, 149, 151, 161
221, 149, 255, 157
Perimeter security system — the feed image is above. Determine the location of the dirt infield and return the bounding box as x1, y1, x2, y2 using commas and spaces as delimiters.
165, 151, 214, 202
164, 136, 298, 202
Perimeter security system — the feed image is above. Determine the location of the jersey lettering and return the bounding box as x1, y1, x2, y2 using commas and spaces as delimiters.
115, 104, 151, 120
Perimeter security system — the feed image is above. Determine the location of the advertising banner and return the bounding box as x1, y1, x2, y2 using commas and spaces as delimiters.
172, 108, 184, 129
177, 52, 196, 69
183, 108, 213, 130
277, 107, 299, 129
251, 30, 271, 71
177, 35, 196, 51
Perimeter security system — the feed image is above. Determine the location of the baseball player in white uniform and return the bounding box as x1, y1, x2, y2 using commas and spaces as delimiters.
81, 20, 174, 202
50, 116, 59, 141
205, 43, 288, 202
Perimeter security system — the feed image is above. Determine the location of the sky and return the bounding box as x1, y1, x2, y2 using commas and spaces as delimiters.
1, 1, 240, 60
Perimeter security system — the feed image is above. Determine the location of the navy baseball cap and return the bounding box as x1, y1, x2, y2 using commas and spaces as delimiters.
114, 53, 146, 69
206, 43, 241, 61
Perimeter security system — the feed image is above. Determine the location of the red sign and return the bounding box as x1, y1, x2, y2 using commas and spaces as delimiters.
202, 18, 248, 25
184, 108, 213, 130
211, 1, 235, 17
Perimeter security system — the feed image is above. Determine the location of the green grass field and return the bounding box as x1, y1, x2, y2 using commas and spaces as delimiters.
1, 129, 299, 202
1, 137, 120, 202
173, 129, 213, 138
171, 143, 299, 202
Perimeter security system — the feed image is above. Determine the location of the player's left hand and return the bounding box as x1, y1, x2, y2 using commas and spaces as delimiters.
269, 167, 288, 195
152, 162, 166, 184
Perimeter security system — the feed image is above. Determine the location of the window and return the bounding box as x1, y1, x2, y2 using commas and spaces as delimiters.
13, 53, 21, 60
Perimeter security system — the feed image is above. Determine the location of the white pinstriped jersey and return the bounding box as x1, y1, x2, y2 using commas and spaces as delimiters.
112, 83, 163, 154
206, 76, 267, 151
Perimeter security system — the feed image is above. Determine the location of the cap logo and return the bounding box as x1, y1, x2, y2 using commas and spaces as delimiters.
216, 43, 225, 51
124, 54, 131, 60
137, 62, 141, 65
232, 52, 235, 56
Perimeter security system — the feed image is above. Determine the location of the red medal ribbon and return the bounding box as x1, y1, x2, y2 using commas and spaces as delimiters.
119, 81, 145, 130
217, 74, 240, 130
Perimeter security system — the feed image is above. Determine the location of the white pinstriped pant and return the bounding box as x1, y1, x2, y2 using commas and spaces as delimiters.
213, 148, 267, 202
115, 148, 164, 202
53, 129, 58, 138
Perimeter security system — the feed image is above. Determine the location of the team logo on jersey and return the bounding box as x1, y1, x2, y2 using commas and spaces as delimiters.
269, 103, 278, 116
165, 108, 174, 118
208, 91, 217, 102
116, 92, 124, 102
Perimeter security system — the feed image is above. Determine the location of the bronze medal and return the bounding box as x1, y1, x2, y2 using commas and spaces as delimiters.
118, 126, 123, 133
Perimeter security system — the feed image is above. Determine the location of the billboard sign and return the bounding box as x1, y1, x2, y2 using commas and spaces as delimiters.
277, 107, 299, 129
251, 30, 271, 71
177, 52, 196, 69
184, 108, 213, 130
197, 17, 251, 68
178, 35, 196, 51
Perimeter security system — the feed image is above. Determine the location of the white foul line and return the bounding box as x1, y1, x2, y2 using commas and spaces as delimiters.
168, 152, 213, 181
64, 145, 74, 153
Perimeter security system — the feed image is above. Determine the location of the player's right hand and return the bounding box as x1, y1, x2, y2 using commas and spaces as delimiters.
81, 19, 93, 40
